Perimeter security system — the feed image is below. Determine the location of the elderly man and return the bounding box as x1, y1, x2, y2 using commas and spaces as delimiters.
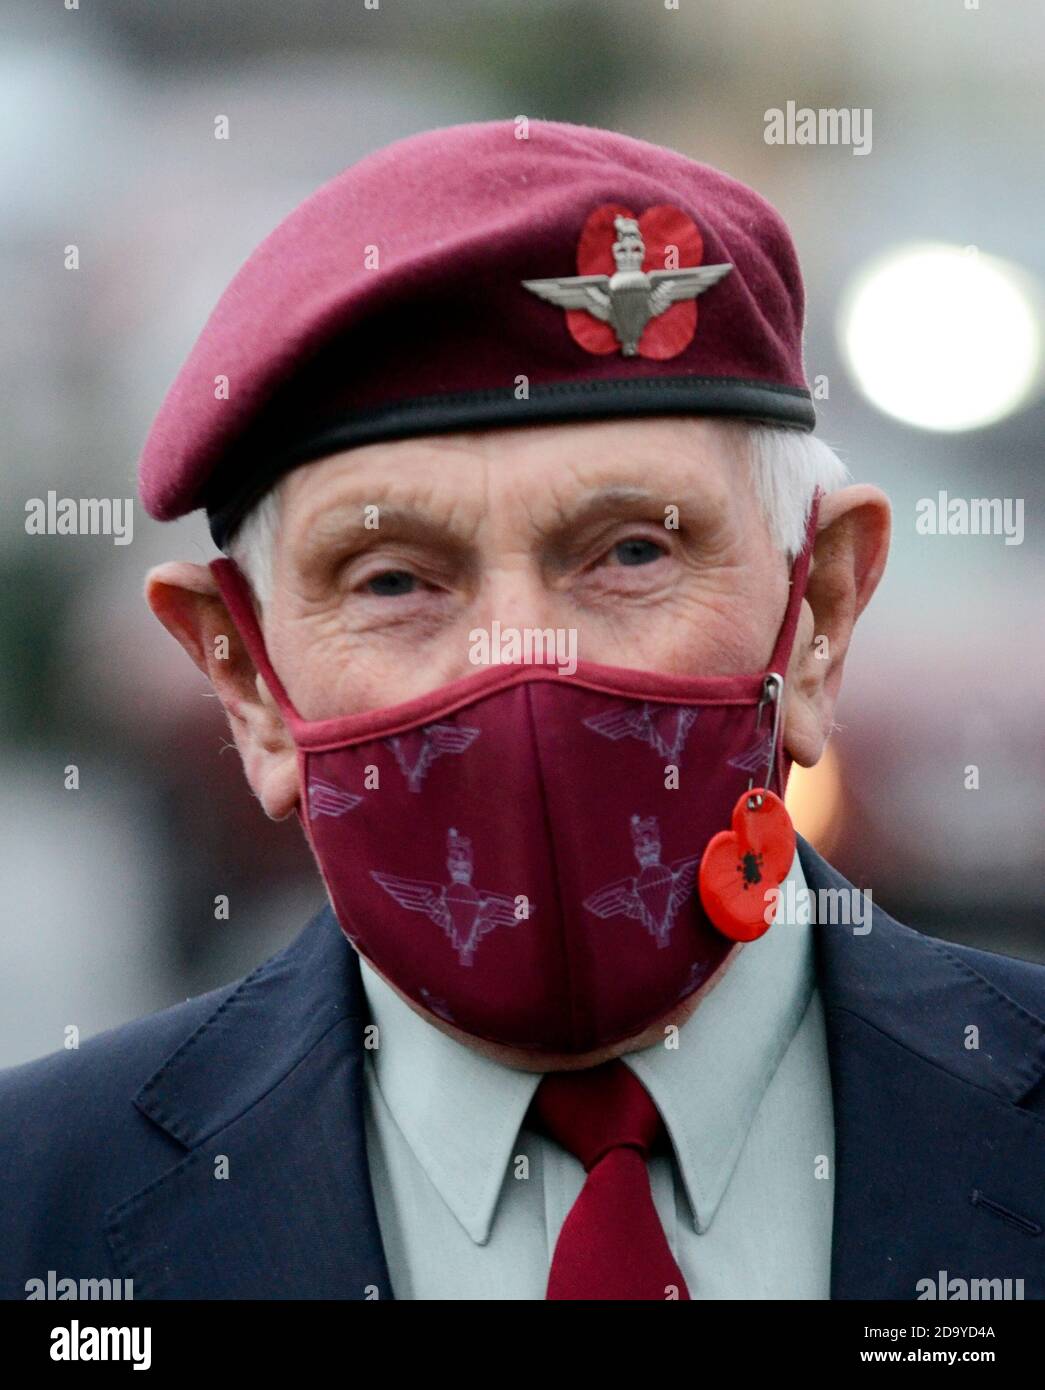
2, 121, 1043, 1304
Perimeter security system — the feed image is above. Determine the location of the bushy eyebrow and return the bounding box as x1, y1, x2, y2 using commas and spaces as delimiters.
295, 499, 475, 556
532, 485, 661, 540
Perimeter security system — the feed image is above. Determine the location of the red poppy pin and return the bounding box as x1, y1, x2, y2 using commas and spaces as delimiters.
522, 203, 732, 360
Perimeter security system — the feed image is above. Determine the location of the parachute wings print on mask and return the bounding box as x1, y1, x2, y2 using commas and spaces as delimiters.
582, 703, 699, 762
583, 813, 701, 949
385, 722, 481, 793
370, 827, 532, 968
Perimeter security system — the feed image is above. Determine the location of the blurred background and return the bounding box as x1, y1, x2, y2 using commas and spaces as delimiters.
1, 0, 1042, 1066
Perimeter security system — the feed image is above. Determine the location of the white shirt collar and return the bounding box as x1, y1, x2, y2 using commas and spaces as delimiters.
359, 849, 814, 1242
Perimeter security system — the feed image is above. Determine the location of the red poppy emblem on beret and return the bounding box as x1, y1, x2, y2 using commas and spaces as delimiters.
522, 202, 732, 361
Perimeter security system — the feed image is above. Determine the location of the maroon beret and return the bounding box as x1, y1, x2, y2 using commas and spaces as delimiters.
137, 118, 815, 547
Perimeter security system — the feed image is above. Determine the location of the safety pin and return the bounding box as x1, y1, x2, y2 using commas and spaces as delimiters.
747, 672, 784, 806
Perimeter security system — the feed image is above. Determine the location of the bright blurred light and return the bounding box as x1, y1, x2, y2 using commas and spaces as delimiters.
787, 742, 844, 856
839, 243, 1041, 431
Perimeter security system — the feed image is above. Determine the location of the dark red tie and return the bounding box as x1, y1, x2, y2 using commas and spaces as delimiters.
529, 1058, 691, 1301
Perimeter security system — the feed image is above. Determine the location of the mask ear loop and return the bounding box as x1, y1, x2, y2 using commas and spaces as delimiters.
209, 557, 305, 733
757, 486, 823, 800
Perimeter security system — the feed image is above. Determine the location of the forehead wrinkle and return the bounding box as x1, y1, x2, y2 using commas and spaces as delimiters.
533, 421, 716, 486
525, 445, 720, 536
283, 419, 733, 557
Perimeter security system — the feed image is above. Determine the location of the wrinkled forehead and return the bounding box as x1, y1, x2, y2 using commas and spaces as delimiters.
271, 416, 756, 554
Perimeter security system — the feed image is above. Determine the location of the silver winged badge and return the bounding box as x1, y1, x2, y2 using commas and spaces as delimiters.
522, 215, 732, 356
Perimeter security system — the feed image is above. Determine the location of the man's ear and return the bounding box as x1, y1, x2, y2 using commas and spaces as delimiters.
783, 485, 891, 767
144, 561, 300, 820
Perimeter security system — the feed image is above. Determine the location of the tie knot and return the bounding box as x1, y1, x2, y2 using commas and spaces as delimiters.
530, 1058, 665, 1171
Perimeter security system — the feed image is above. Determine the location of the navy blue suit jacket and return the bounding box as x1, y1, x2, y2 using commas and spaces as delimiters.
2, 839, 1043, 1299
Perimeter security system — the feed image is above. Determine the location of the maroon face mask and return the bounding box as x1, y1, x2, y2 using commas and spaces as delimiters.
210, 496, 818, 1056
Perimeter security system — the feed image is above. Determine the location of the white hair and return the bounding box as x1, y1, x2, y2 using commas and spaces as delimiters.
227, 421, 851, 608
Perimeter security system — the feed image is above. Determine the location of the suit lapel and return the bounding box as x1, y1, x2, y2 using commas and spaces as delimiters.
800, 839, 1045, 1299
105, 906, 395, 1299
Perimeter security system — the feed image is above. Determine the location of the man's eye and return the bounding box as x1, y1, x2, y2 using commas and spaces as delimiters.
610, 537, 665, 567
365, 570, 417, 596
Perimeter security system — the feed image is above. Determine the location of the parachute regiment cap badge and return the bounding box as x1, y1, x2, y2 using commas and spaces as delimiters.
522, 209, 732, 358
